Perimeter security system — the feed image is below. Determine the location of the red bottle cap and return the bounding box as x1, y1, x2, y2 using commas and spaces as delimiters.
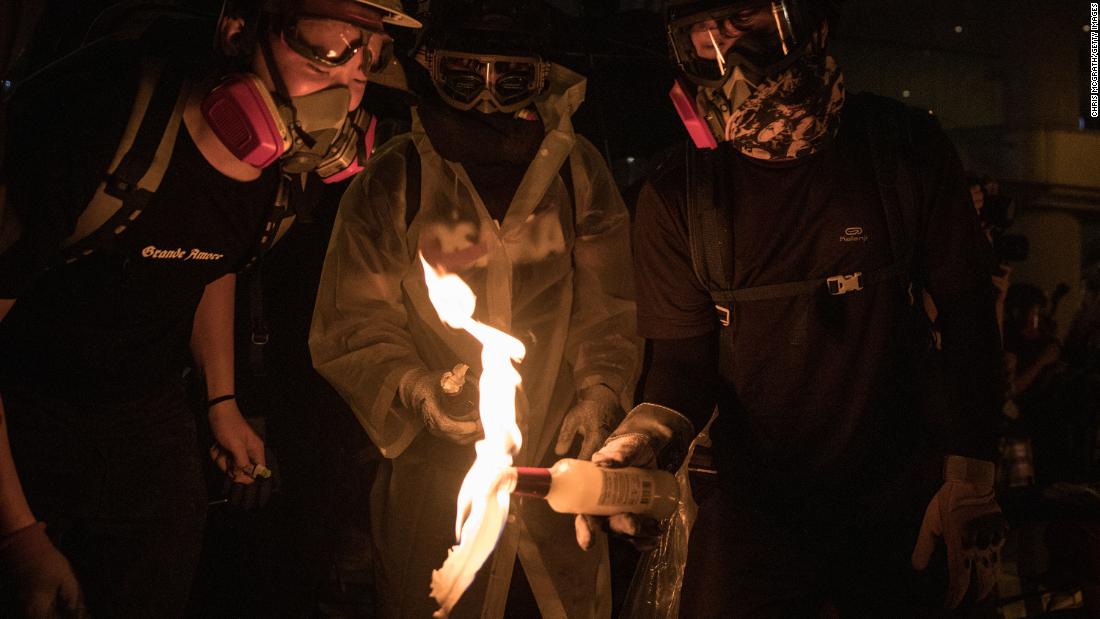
512, 467, 552, 498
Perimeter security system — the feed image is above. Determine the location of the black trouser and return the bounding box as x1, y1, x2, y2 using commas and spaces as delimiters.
4, 382, 207, 618
679, 474, 994, 619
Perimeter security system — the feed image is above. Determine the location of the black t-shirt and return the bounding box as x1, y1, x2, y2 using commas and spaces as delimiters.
0, 35, 278, 403
635, 95, 1003, 488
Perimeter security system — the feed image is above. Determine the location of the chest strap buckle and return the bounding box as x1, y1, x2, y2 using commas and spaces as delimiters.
715, 304, 731, 327
827, 272, 864, 296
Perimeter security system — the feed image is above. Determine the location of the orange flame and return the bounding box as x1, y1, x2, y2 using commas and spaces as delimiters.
420, 255, 526, 618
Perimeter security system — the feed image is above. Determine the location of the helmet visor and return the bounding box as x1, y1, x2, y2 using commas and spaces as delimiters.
280, 16, 392, 72
430, 50, 547, 112
668, 1, 792, 87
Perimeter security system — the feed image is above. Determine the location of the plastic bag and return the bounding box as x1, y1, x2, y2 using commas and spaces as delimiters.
619, 414, 716, 619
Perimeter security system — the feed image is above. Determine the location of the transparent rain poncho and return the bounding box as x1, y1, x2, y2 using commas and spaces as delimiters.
620, 414, 716, 619
309, 63, 641, 619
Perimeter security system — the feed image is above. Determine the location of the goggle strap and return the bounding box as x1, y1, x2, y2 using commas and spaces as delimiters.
294, 123, 318, 148
259, 33, 293, 104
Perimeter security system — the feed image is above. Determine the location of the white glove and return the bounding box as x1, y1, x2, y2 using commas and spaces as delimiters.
574, 403, 694, 551
912, 455, 1008, 608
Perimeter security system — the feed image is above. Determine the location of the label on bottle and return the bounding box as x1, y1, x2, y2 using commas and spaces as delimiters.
598, 469, 653, 507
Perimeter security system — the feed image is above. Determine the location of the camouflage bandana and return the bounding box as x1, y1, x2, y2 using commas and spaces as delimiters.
725, 47, 845, 161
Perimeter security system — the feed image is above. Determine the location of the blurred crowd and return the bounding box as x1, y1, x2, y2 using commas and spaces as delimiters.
970, 178, 1100, 613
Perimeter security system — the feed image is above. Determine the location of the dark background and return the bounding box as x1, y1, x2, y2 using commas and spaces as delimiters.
4, 1, 1099, 327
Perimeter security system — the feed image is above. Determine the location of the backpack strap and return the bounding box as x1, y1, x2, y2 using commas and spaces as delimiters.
249, 176, 295, 265
245, 177, 291, 376
247, 262, 270, 377
865, 98, 917, 278
725, 265, 911, 302
685, 145, 738, 323
59, 58, 189, 263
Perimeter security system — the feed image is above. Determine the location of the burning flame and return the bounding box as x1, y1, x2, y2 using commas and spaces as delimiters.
420, 254, 526, 618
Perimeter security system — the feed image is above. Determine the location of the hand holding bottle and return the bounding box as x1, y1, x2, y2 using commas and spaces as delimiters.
398, 366, 482, 444
572, 403, 695, 550
511, 458, 678, 552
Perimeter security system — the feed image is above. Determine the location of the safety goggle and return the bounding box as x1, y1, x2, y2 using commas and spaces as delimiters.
280, 16, 392, 72
668, 1, 796, 87
428, 50, 549, 113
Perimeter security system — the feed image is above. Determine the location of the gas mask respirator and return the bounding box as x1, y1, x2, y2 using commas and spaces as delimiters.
200, 14, 386, 182
202, 76, 376, 183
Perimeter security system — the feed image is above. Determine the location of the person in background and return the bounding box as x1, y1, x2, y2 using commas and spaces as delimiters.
969, 178, 1011, 337
1003, 284, 1062, 401
1046, 249, 1100, 612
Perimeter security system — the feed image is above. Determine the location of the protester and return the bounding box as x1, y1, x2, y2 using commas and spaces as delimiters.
309, 1, 640, 616
0, 1, 418, 616
585, 1, 1007, 615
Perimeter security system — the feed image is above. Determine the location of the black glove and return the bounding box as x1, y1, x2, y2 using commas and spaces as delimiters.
554, 385, 624, 461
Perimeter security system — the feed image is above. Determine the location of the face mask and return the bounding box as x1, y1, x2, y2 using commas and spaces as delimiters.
201, 75, 377, 182
669, 66, 756, 150
701, 66, 756, 141
280, 86, 353, 174
200, 27, 379, 183
720, 44, 844, 160
669, 23, 844, 160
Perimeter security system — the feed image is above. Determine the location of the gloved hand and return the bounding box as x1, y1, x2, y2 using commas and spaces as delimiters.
0, 522, 88, 618
399, 367, 481, 444
912, 455, 1008, 609
574, 403, 694, 551
554, 385, 623, 461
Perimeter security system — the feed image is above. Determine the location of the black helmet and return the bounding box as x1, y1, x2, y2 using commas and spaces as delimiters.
423, 0, 549, 57
420, 0, 552, 114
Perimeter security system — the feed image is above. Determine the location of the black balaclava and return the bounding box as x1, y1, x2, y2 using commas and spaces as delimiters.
418, 93, 545, 221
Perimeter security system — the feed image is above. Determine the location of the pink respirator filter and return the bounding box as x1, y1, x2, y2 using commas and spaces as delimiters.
201, 75, 287, 168
669, 79, 718, 150
321, 113, 378, 184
